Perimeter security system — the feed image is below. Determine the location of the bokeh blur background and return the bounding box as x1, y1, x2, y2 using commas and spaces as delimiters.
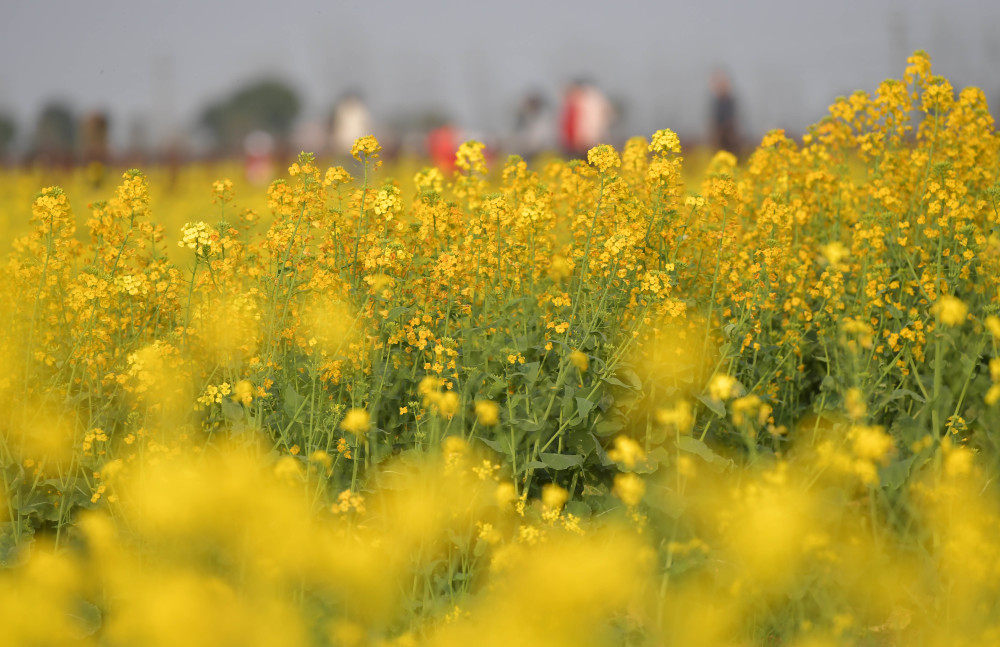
0, 0, 998, 171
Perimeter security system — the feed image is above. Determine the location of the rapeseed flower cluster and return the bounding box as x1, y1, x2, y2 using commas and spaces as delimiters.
2, 52, 1000, 645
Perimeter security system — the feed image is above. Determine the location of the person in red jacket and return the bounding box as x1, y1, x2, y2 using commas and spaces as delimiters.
560, 81, 583, 158
427, 121, 459, 173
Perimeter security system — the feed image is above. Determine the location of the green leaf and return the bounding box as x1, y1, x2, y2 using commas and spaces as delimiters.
283, 385, 306, 420
385, 305, 411, 320
520, 362, 541, 384
883, 388, 926, 406
565, 500, 592, 518
603, 376, 635, 390
17, 489, 52, 514
228, 422, 249, 436
0, 523, 28, 567
520, 460, 547, 473
589, 432, 614, 466
575, 396, 596, 419
515, 419, 545, 433
644, 485, 687, 519
561, 392, 576, 419
477, 437, 507, 454
676, 436, 731, 468
539, 452, 584, 470
562, 428, 592, 456
881, 456, 916, 491
594, 418, 624, 437
68, 599, 102, 638
695, 394, 726, 418
221, 398, 244, 422
504, 296, 530, 311
617, 368, 643, 390
634, 447, 671, 474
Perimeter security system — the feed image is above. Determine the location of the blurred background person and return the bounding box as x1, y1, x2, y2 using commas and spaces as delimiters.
576, 80, 614, 152
559, 80, 583, 158
331, 91, 373, 158
293, 118, 328, 159
561, 79, 613, 158
512, 91, 553, 162
243, 129, 275, 186
427, 117, 460, 173
710, 68, 740, 154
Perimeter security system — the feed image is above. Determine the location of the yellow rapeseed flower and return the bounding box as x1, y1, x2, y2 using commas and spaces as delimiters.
443, 435, 468, 456
587, 144, 621, 174
649, 129, 681, 155
542, 483, 569, 511
820, 241, 850, 266
350, 135, 381, 162
308, 450, 332, 470
849, 425, 895, 464
568, 349, 588, 372
986, 315, 1000, 339
273, 456, 303, 480
608, 436, 645, 469
372, 183, 402, 219
474, 400, 500, 426
613, 473, 646, 508
709, 374, 739, 401
341, 408, 371, 437
455, 140, 488, 174
231, 380, 254, 406
656, 400, 694, 434
495, 482, 517, 508
437, 391, 460, 419
933, 295, 967, 326
845, 387, 867, 421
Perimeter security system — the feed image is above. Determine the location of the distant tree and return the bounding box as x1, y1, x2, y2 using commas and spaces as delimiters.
199, 79, 301, 154
35, 102, 76, 165
0, 114, 15, 158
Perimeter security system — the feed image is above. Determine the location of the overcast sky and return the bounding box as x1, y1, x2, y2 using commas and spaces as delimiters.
1, 0, 998, 150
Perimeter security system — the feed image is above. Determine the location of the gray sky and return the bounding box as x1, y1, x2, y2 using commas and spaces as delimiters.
1, 0, 998, 151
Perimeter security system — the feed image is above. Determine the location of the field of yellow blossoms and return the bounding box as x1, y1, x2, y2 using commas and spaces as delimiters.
3, 52, 1000, 645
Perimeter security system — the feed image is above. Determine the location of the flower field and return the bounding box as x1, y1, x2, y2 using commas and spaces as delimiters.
4, 52, 1000, 645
